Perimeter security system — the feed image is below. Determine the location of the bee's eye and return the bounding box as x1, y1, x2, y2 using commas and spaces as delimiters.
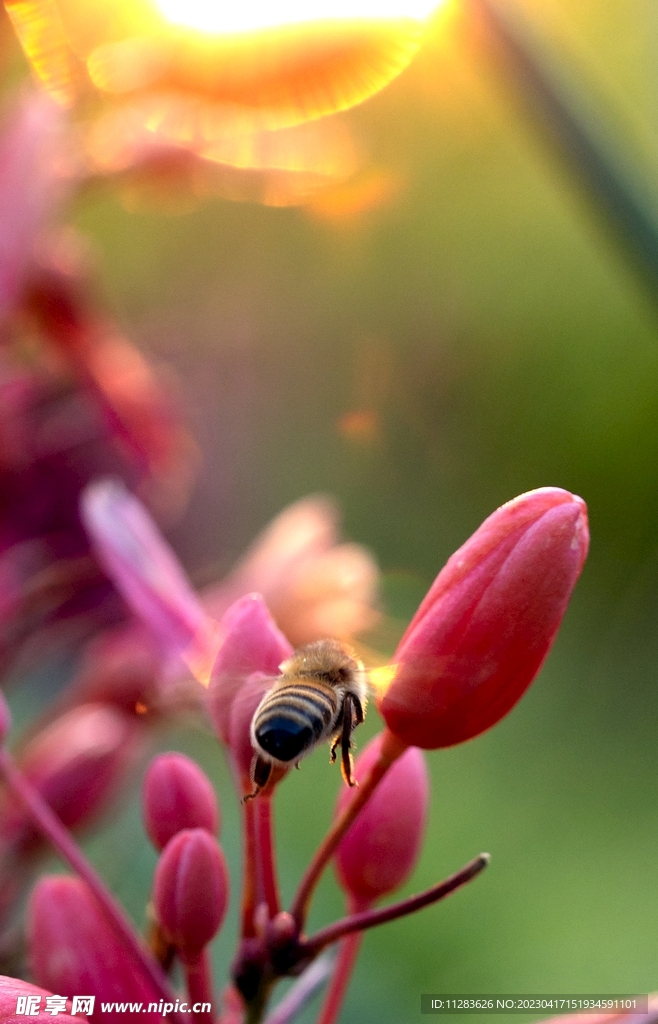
255, 717, 313, 762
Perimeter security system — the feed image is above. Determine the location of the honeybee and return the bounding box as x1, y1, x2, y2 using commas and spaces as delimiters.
247, 639, 367, 799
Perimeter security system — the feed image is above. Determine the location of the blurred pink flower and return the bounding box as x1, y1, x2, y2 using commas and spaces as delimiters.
204, 495, 380, 648
80, 482, 379, 711
0, 703, 143, 854
81, 479, 213, 664
0, 305, 194, 672
29, 876, 163, 1023
0, 976, 78, 1023
0, 88, 74, 323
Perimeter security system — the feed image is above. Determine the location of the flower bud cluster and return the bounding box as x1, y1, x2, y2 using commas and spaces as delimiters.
0, 485, 588, 1024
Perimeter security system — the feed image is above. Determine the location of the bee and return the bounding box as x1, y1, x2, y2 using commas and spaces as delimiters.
247, 639, 367, 799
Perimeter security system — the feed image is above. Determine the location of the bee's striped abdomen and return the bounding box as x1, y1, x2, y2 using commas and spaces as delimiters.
253, 682, 339, 764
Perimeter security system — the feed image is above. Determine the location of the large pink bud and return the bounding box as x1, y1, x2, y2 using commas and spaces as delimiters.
28, 877, 163, 1023
379, 488, 589, 749
143, 753, 219, 852
334, 733, 429, 907
153, 828, 229, 960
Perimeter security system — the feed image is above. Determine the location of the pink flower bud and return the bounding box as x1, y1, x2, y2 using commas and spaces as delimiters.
143, 752, 219, 851
227, 672, 274, 792
1, 704, 142, 849
153, 829, 229, 959
208, 594, 292, 744
28, 876, 163, 1022
334, 733, 429, 906
379, 488, 589, 749
80, 479, 214, 664
0, 976, 78, 1023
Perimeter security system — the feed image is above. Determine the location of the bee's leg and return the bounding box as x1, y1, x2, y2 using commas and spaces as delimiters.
339, 694, 359, 787
351, 693, 365, 726
243, 755, 272, 802
329, 733, 341, 764
330, 703, 345, 764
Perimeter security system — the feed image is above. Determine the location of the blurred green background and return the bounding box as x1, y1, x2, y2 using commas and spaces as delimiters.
20, 1, 658, 1021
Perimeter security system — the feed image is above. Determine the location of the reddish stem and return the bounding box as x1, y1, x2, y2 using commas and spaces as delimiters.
183, 949, 215, 1023
241, 799, 259, 938
289, 729, 405, 928
314, 929, 363, 1024
255, 795, 280, 919
0, 749, 186, 1024
303, 854, 490, 957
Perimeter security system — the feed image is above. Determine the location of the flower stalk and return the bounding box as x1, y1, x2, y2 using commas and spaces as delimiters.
289, 728, 406, 927
255, 796, 281, 921
302, 854, 490, 958
182, 949, 214, 1022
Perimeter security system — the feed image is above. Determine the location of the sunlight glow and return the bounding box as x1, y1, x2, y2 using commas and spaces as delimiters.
370, 663, 398, 696
156, 0, 441, 35
7, 0, 447, 133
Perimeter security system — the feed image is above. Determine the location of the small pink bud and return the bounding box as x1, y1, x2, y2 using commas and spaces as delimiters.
80, 479, 213, 662
334, 733, 429, 906
379, 488, 589, 749
143, 752, 219, 851
1, 703, 142, 849
0, 976, 78, 1023
208, 594, 292, 744
29, 876, 163, 1022
153, 828, 229, 959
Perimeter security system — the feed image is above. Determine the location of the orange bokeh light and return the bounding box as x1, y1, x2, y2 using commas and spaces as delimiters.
5, 0, 445, 127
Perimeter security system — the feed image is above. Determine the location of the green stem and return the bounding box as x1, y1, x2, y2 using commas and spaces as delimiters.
467, 0, 658, 306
